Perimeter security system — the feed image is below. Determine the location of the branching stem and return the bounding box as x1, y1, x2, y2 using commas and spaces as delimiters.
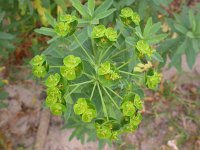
97, 83, 109, 121
102, 86, 120, 110
106, 87, 123, 100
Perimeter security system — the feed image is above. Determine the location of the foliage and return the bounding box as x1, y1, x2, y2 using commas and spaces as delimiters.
159, 6, 200, 70
0, 67, 8, 108
30, 0, 166, 146
0, 11, 15, 64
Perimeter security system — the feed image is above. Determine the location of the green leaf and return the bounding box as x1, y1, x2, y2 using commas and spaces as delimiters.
69, 27, 88, 50
0, 11, 5, 23
94, 0, 113, 15
149, 22, 161, 35
152, 52, 164, 62
186, 47, 196, 69
45, 11, 56, 27
94, 8, 116, 20
143, 18, 153, 38
171, 39, 188, 67
0, 40, 15, 49
88, 0, 95, 15
34, 27, 57, 37
188, 10, 196, 32
0, 32, 15, 40
192, 39, 200, 52
54, 0, 67, 11
71, 0, 89, 18
174, 23, 188, 34
146, 34, 168, 44
135, 26, 143, 39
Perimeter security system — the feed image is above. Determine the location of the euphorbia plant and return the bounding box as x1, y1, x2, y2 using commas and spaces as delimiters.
32, 0, 165, 145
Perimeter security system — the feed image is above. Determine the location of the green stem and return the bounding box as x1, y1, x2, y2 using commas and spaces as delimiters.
69, 80, 93, 87
119, 70, 141, 78
49, 66, 62, 68
83, 72, 95, 79
97, 83, 109, 121
73, 34, 95, 65
90, 82, 97, 100
102, 86, 120, 110
106, 87, 123, 100
117, 60, 131, 69
99, 45, 112, 62
110, 48, 130, 59
64, 84, 81, 100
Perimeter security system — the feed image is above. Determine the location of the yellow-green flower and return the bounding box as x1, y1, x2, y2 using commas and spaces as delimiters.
32, 65, 47, 78
45, 73, 61, 87
73, 98, 88, 115
63, 55, 81, 68
92, 25, 106, 38
105, 27, 117, 42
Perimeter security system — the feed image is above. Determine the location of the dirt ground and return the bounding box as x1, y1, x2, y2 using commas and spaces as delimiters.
0, 55, 200, 150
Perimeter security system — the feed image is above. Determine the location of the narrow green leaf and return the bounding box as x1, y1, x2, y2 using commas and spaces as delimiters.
152, 52, 164, 62
143, 18, 153, 38
71, 0, 89, 17
146, 34, 168, 44
94, 0, 113, 15
0, 40, 15, 49
188, 10, 196, 32
94, 8, 116, 20
45, 11, 56, 27
150, 22, 161, 34
135, 26, 143, 39
0, 11, 5, 23
34, 27, 56, 37
0, 32, 15, 40
170, 39, 187, 69
54, 0, 67, 11
174, 23, 188, 34
186, 47, 196, 69
69, 27, 88, 50
88, 0, 95, 15
192, 39, 200, 52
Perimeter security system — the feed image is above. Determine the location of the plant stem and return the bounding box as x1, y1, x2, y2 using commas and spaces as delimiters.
117, 60, 131, 69
69, 80, 93, 87
99, 45, 112, 62
64, 85, 81, 101
119, 70, 141, 78
90, 82, 97, 100
49, 66, 62, 68
106, 87, 123, 100
97, 83, 109, 121
102, 86, 120, 110
83, 72, 95, 79
73, 34, 95, 65
110, 48, 130, 59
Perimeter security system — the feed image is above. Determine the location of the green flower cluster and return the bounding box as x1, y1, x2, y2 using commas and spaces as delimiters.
45, 73, 66, 115
98, 61, 121, 81
95, 119, 120, 140
120, 93, 143, 132
74, 98, 97, 122
54, 14, 78, 37
30, 55, 47, 78
146, 69, 161, 89
92, 25, 117, 48
60, 55, 83, 80
120, 7, 140, 26
121, 112, 142, 132
136, 40, 155, 57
